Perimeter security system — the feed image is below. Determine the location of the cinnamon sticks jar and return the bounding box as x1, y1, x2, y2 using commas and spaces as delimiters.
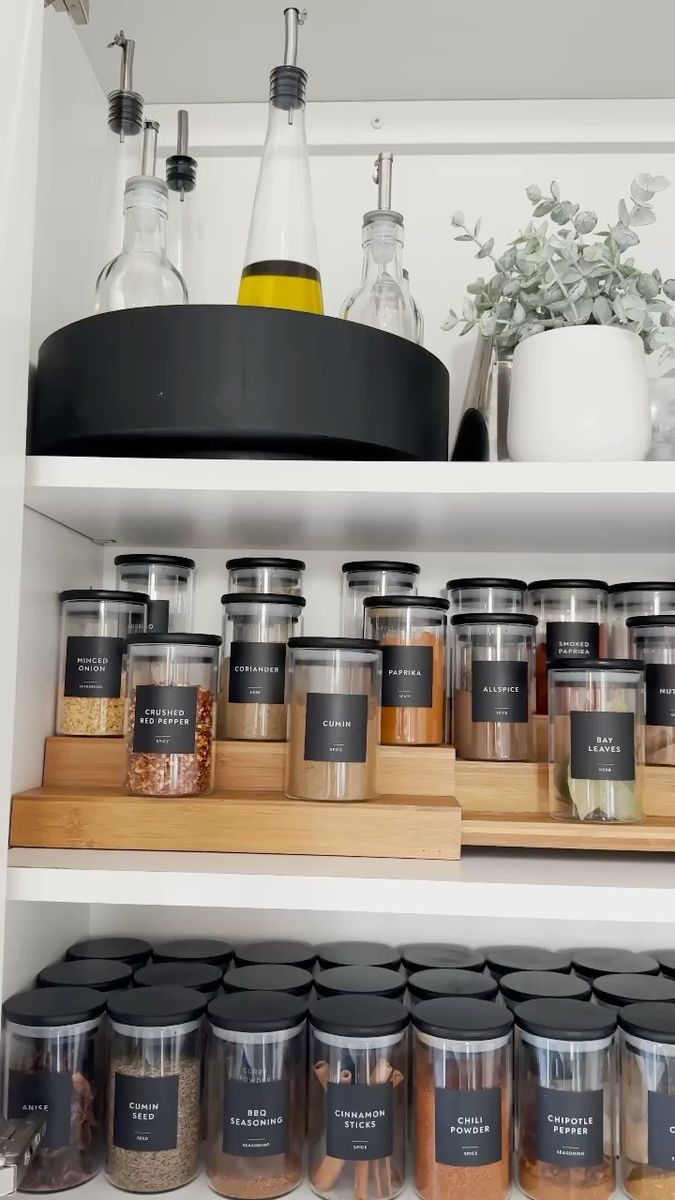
527, 580, 608, 715
308, 995, 409, 1200
364, 596, 448, 746
219, 594, 305, 741
451, 614, 536, 761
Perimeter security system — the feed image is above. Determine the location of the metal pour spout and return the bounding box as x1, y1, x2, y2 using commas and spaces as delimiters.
141, 119, 159, 177
283, 7, 307, 66
373, 153, 393, 212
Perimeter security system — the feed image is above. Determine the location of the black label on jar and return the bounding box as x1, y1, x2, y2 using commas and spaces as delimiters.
570, 710, 635, 781
8, 1069, 72, 1150
471, 660, 528, 723
381, 645, 433, 708
325, 1081, 392, 1160
546, 621, 599, 662
146, 600, 170, 634
536, 1086, 603, 1166
132, 684, 198, 754
304, 693, 368, 763
64, 636, 124, 698
646, 664, 675, 727
434, 1086, 501, 1167
113, 1074, 180, 1152
648, 1090, 675, 1169
222, 1079, 289, 1157
228, 643, 286, 706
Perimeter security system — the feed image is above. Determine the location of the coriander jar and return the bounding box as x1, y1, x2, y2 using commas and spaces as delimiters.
499, 971, 591, 1012
115, 554, 195, 634
413, 998, 513, 1200
609, 582, 675, 657
401, 945, 486, 975
364, 596, 448, 746
205, 991, 307, 1199
515, 999, 617, 1200
56, 590, 148, 737
219, 593, 305, 741
66, 937, 152, 967
1, 986, 106, 1191
548, 659, 645, 822
226, 557, 306, 597
619, 1002, 675, 1197
222, 965, 314, 999
451, 614, 536, 761
106, 986, 206, 1193
527, 579, 608, 715
341, 561, 419, 638
125, 633, 221, 797
408, 969, 498, 1005
308, 995, 409, 1200
628, 615, 675, 765
285, 638, 381, 801
37, 959, 133, 994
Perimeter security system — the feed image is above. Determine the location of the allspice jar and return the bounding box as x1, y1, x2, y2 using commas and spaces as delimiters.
451, 613, 536, 761
220, 593, 305, 741
619, 1001, 675, 1200
364, 596, 448, 746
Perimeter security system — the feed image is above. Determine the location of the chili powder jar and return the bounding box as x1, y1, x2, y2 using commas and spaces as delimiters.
364, 596, 448, 746
619, 1001, 675, 1200
341, 561, 419, 638
527, 579, 608, 715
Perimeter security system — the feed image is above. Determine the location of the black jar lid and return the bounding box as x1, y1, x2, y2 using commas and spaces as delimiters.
516, 997, 617, 1040
451, 612, 538, 628
37, 958, 133, 993
209, 990, 306, 1033
152, 938, 233, 967
446, 577, 527, 592
114, 554, 196, 569
608, 581, 675, 594
226, 557, 306, 572
550, 658, 644, 672
66, 937, 152, 966
626, 615, 675, 629
234, 940, 316, 970
126, 632, 222, 647
528, 579, 608, 592
134, 962, 224, 995
363, 595, 449, 611
413, 997, 513, 1040
108, 985, 206, 1026
315, 941, 400, 971
315, 966, 406, 1000
310, 994, 409, 1037
620, 1002, 675, 1044
485, 945, 572, 977
408, 968, 498, 1003
59, 589, 149, 605
499, 971, 591, 1007
593, 973, 675, 1008
4, 986, 106, 1026
653, 950, 675, 979
223, 964, 313, 997
221, 592, 306, 607
571, 948, 660, 980
342, 561, 420, 575
287, 637, 380, 652
401, 943, 486, 973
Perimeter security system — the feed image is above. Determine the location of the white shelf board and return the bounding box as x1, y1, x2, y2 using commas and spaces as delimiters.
9, 847, 675, 922
24, 458, 675, 552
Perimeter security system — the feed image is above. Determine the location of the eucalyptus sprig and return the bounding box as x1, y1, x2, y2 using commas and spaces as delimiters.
444, 174, 675, 356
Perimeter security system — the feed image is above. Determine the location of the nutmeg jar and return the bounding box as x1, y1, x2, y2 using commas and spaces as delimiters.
115, 554, 195, 634
341, 561, 419, 638
364, 596, 448, 746
451, 613, 536, 761
609, 581, 675, 657
628, 615, 675, 765
527, 579, 608, 714
219, 593, 305, 742
619, 1002, 675, 1199
226, 557, 305, 597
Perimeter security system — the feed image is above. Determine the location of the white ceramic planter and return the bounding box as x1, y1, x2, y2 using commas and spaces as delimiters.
507, 325, 651, 461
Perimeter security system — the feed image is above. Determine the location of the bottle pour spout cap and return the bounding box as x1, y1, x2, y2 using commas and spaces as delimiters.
107, 30, 143, 140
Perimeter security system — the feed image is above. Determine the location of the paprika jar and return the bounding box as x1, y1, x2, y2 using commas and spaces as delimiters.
413, 997, 513, 1200
527, 579, 608, 714
115, 554, 195, 634
226, 557, 305, 597
619, 1002, 675, 1200
219, 593, 305, 741
341, 561, 419, 638
608, 582, 675, 657
627, 615, 675, 765
364, 596, 448, 746
451, 613, 536, 761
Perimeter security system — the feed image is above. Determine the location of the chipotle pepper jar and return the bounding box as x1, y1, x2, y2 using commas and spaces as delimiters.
451, 613, 536, 761
628, 615, 675, 765
364, 596, 448, 745
527, 580, 608, 714
341, 561, 419, 638
609, 582, 675, 657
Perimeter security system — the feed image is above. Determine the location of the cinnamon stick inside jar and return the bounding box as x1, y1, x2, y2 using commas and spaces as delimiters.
364, 597, 448, 746
219, 594, 305, 742
451, 613, 536, 762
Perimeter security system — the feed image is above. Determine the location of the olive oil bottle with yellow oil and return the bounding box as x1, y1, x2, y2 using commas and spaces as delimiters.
238, 8, 323, 314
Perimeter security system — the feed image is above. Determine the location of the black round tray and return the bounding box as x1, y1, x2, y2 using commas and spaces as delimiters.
30, 305, 449, 460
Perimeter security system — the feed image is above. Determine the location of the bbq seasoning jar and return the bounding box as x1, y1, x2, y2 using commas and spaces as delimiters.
527, 580, 608, 715
205, 991, 307, 1199
609, 582, 675, 657
219, 594, 305, 741
226, 558, 306, 597
451, 613, 536, 761
124, 633, 220, 797
285, 638, 381, 801
619, 1001, 675, 1200
56, 590, 148, 737
364, 596, 448, 746
628, 616, 675, 765
1, 986, 106, 1191
413, 998, 513, 1200
548, 659, 645, 822
341, 561, 419, 638
115, 555, 195, 634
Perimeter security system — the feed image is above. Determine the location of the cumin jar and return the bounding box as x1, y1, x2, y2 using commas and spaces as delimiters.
413, 998, 513, 1200
527, 579, 608, 715
451, 613, 536, 761
341, 561, 420, 638
627, 615, 675, 765
226, 557, 305, 597
219, 594, 305, 742
619, 1002, 675, 1199
364, 596, 448, 746
609, 582, 675, 657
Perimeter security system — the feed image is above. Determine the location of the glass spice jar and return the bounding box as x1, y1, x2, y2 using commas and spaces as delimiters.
315, 943, 400, 971
226, 557, 306, 597
413, 997, 513, 1200
315, 967, 407, 1001
285, 638, 381, 802
233, 942, 316, 971
548, 659, 645, 822
222, 965, 314, 999
593, 974, 675, 1010
572, 950, 660, 984
527, 580, 608, 715
124, 633, 221, 797
515, 998, 617, 1200
654, 952, 675, 980
364, 596, 448, 746
152, 938, 234, 969
408, 970, 498, 1005
484, 947, 572, 982
37, 959, 133, 994
66, 937, 152, 967
499, 971, 591, 1012
451, 614, 536, 761
115, 554, 195, 634
106, 986, 206, 1193
341, 561, 420, 638
619, 1002, 675, 1200
56, 590, 148, 737
205, 991, 307, 1200
628, 616, 675, 765
219, 594, 305, 741
401, 945, 486, 975
609, 582, 675, 658
308, 994, 409, 1200
133, 962, 224, 1002
1, 986, 106, 1191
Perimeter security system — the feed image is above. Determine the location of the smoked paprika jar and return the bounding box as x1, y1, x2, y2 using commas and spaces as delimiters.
365, 596, 448, 745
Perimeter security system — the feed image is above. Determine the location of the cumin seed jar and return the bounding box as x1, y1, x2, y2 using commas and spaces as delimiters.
451, 613, 536, 761
56, 590, 148, 737
226, 558, 305, 597
527, 579, 608, 715
341, 561, 420, 638
219, 594, 305, 741
115, 555, 195, 634
627, 616, 675, 765
364, 596, 448, 746
609, 582, 675, 657
619, 1002, 675, 1198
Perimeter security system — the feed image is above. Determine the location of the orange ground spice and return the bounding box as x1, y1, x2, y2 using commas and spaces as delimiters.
380, 630, 445, 746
